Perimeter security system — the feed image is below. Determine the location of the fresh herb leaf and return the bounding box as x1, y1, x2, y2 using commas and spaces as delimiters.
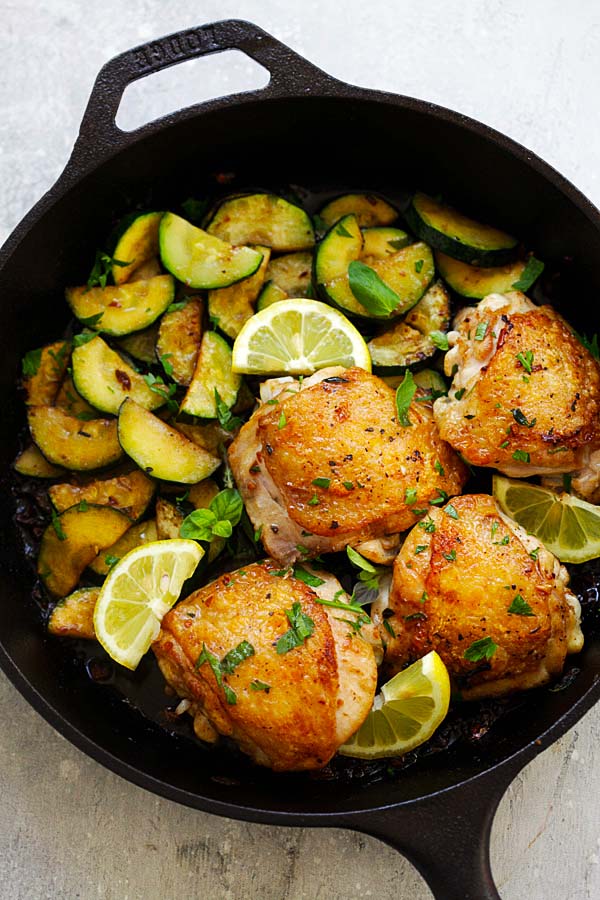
494, 534, 510, 546
508, 594, 534, 616
254, 524, 264, 543
293, 565, 325, 588
346, 546, 377, 574
430, 331, 449, 351
348, 260, 403, 316
250, 679, 271, 693
76, 500, 89, 512
383, 619, 396, 637
278, 410, 287, 429
180, 488, 243, 543
343, 481, 354, 490
443, 549, 457, 561
336, 221, 353, 238
574, 330, 600, 360
166, 301, 189, 314
404, 612, 427, 622
160, 353, 174, 377
51, 510, 66, 541
312, 477, 331, 489
516, 350, 534, 374
512, 449, 530, 463
78, 312, 104, 328
87, 250, 129, 290
415, 259, 424, 273
474, 321, 489, 341
220, 640, 255, 675
445, 504, 459, 520
276, 602, 315, 654
511, 256, 544, 291
181, 197, 209, 222
512, 408, 536, 428
22, 348, 43, 376
530, 547, 540, 561
104, 554, 120, 569
434, 459, 445, 476
388, 238, 408, 250
143, 372, 178, 413
430, 489, 449, 506
418, 517, 436, 533
454, 388, 466, 400
308, 493, 320, 506
464, 636, 498, 662
72, 332, 96, 347
214, 388, 242, 432
500, 440, 510, 449
395, 370, 416, 427
405, 487, 417, 505
414, 545, 428, 554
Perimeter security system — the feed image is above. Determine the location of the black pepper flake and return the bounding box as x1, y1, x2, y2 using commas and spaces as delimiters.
343, 454, 353, 461
330, 521, 339, 529
265, 443, 273, 455
382, 608, 394, 619
365, 427, 374, 432
271, 525, 279, 534
323, 376, 349, 384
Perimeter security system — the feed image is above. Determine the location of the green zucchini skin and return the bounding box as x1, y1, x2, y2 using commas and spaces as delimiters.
112, 211, 163, 284
435, 251, 528, 299
368, 280, 450, 371
66, 275, 175, 337
72, 335, 164, 415
180, 331, 241, 418
256, 280, 288, 311
405, 192, 518, 267
361, 227, 410, 259
319, 193, 398, 229
206, 193, 315, 252
159, 212, 264, 290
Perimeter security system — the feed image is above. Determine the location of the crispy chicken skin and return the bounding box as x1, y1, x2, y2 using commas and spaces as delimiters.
376, 494, 583, 699
433, 292, 600, 478
229, 366, 467, 566
153, 560, 378, 771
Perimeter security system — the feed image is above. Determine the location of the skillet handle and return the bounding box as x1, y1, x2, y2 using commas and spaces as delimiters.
71, 19, 334, 162
350, 763, 524, 900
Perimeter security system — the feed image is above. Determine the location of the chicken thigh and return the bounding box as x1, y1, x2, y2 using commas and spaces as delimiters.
375, 493, 583, 699
153, 560, 378, 771
229, 366, 467, 566
434, 292, 600, 480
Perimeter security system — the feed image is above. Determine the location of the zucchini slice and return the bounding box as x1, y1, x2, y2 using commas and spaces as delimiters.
180, 331, 241, 418
406, 193, 518, 266
368, 281, 450, 370
48, 587, 100, 638
55, 374, 97, 419
88, 518, 158, 576
66, 274, 175, 336
208, 247, 271, 339
38, 504, 131, 597
319, 193, 397, 229
13, 444, 65, 478
265, 251, 313, 296
314, 214, 365, 316
159, 212, 263, 289
118, 398, 221, 483
207, 194, 314, 251
72, 335, 165, 414
112, 211, 163, 284
361, 227, 410, 259
156, 298, 203, 385
175, 421, 229, 454
256, 280, 288, 311
28, 406, 123, 471
116, 321, 160, 365
23, 340, 70, 405
155, 497, 184, 540
435, 251, 529, 299
129, 257, 163, 281
48, 469, 155, 520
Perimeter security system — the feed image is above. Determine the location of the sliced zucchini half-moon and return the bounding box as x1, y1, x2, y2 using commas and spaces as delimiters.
406, 193, 518, 267
88, 518, 158, 576
28, 406, 123, 471
256, 280, 288, 311
160, 212, 263, 289
208, 247, 271, 339
116, 321, 160, 365
361, 227, 410, 259
319, 193, 398, 229
207, 193, 315, 251
435, 251, 530, 299
13, 444, 65, 479
66, 274, 175, 336
118, 398, 221, 483
180, 331, 241, 419
265, 251, 313, 296
368, 281, 450, 371
314, 214, 365, 316
112, 211, 164, 284
48, 587, 100, 638
23, 340, 70, 406
72, 335, 164, 415
48, 469, 155, 521
156, 298, 203, 385
55, 374, 97, 419
38, 504, 131, 597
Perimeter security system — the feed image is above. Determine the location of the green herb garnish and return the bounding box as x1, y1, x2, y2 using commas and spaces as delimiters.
276, 602, 315, 654
516, 350, 534, 374
512, 408, 536, 428
250, 680, 271, 693
87, 250, 130, 289
474, 321, 489, 341
511, 256, 544, 291
312, 477, 331, 489
430, 331, 449, 351
51, 510, 66, 541
395, 370, 416, 427
22, 348, 42, 377
348, 260, 403, 316
214, 388, 242, 432
293, 565, 325, 588
512, 449, 530, 463
463, 636, 498, 662
180, 488, 243, 542
508, 594, 534, 616
181, 197, 209, 222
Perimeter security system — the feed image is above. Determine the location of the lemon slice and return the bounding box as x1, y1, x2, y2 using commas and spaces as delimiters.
93, 539, 203, 670
493, 475, 600, 563
231, 298, 372, 375
339, 650, 450, 759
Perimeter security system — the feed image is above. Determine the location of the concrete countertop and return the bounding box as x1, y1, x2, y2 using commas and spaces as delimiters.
1, 2, 599, 897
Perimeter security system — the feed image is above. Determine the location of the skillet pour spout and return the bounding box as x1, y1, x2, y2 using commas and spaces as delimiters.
2, 19, 600, 900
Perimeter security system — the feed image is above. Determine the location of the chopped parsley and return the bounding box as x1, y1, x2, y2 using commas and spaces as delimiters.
312, 477, 331, 489
253, 524, 264, 543
87, 250, 130, 289
443, 549, 457, 561
343, 481, 354, 490
104, 554, 120, 569
307, 493, 320, 506
78, 312, 104, 328
430, 489, 449, 506
214, 388, 242, 432
530, 547, 540, 561
512, 408, 536, 428
474, 321, 489, 341
511, 256, 544, 291
195, 641, 255, 705
463, 636, 498, 662
430, 331, 449, 351
415, 259, 424, 273
395, 370, 416, 427
160, 353, 174, 377
293, 565, 325, 588
512, 449, 530, 463
143, 372, 178, 414
51, 510, 67, 541
454, 388, 466, 400
166, 300, 189, 314
22, 348, 42, 377
445, 504, 459, 520
383, 619, 396, 637
72, 332, 96, 347
276, 603, 315, 654
250, 679, 271, 693
516, 350, 534, 374
405, 487, 418, 506
336, 221, 353, 238
180, 488, 243, 542
434, 459, 445, 476
414, 545, 428, 554
574, 330, 600, 360
278, 410, 287, 429
418, 517, 436, 533
508, 594, 534, 616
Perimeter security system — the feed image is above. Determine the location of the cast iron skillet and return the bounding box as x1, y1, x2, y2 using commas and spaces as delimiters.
1, 20, 600, 899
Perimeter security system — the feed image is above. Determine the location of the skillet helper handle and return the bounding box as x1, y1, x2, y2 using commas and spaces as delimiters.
352, 770, 518, 900
72, 19, 333, 160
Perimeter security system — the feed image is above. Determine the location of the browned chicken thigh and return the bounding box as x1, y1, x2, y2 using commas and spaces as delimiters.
375, 494, 583, 699
153, 561, 378, 771
229, 366, 467, 566
434, 292, 600, 480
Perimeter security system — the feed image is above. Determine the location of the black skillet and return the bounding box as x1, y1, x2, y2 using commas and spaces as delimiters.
1, 20, 600, 900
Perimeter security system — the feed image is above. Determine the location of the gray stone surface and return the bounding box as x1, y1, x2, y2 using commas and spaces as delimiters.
1, 1, 600, 897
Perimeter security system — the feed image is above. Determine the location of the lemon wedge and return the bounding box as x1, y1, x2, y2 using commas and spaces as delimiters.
231, 298, 372, 375
339, 650, 450, 759
93, 539, 203, 670
493, 475, 600, 563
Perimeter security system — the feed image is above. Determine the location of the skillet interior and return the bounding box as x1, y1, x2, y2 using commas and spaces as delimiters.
2, 92, 600, 818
